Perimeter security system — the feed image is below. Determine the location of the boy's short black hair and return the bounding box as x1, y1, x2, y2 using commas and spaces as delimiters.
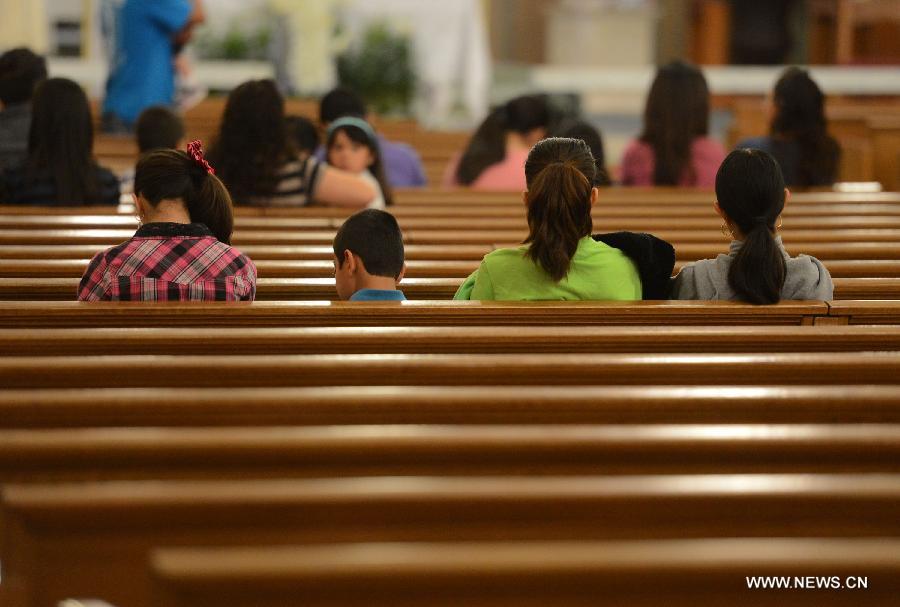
135, 106, 185, 153
0, 47, 47, 106
333, 209, 404, 278
285, 115, 320, 155
319, 87, 366, 124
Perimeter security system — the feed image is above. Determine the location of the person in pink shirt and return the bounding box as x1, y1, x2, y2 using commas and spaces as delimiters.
442, 95, 549, 190
621, 61, 725, 187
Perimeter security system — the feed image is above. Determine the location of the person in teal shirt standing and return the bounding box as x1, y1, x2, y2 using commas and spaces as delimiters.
102, 0, 205, 132
454, 137, 641, 301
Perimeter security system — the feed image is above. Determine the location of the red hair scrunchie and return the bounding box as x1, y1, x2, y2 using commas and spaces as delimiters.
186, 140, 215, 175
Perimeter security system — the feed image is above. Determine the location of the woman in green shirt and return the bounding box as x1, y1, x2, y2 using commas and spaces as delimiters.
454, 137, 642, 301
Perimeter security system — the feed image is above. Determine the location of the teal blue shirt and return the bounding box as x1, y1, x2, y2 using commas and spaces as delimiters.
349, 289, 407, 301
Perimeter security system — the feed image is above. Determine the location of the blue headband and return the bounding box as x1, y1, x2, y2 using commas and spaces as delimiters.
327, 116, 377, 144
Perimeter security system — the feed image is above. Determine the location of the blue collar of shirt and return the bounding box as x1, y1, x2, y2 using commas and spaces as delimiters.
349, 289, 406, 301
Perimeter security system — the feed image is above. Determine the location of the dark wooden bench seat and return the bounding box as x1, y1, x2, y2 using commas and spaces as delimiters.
3, 384, 897, 428
2, 424, 897, 484
1, 351, 899, 389
0, 301, 830, 328
1, 242, 899, 261
2, 325, 900, 356
149, 538, 900, 607
1, 258, 899, 279
0, 276, 894, 300
3, 474, 897, 607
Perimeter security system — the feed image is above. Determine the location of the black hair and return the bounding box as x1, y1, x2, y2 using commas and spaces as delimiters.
523, 137, 596, 282
26, 78, 99, 205
134, 148, 235, 245
717, 149, 787, 305
639, 60, 710, 185
319, 87, 366, 124
553, 118, 611, 186
207, 79, 295, 203
770, 67, 840, 187
333, 209, 404, 278
326, 122, 394, 206
285, 115, 320, 155
135, 106, 185, 153
456, 95, 550, 186
0, 47, 47, 106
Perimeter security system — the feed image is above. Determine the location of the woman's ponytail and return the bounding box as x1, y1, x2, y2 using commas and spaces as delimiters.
728, 218, 786, 304
717, 149, 787, 304
134, 144, 235, 244
523, 138, 595, 282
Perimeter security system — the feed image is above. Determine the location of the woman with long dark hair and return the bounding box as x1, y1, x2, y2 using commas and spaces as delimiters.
621, 61, 725, 187
672, 148, 832, 304
0, 78, 119, 205
454, 137, 641, 300
443, 95, 550, 190
207, 79, 374, 207
737, 67, 840, 187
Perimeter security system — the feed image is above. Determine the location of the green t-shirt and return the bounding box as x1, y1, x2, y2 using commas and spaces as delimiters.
454, 237, 642, 301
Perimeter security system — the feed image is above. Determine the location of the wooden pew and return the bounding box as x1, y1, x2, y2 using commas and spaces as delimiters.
2, 325, 900, 357
0, 276, 894, 300
1, 242, 899, 261
150, 538, 900, 607
827, 300, 900, 324
3, 424, 897, 484
1, 351, 899, 389
2, 258, 900, 279
3, 384, 898, 428
3, 474, 897, 607
0, 301, 830, 328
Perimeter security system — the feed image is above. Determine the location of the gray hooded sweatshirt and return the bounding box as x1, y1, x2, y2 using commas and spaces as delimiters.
672, 236, 834, 301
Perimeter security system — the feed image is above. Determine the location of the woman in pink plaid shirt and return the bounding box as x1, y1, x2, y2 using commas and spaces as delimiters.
77, 142, 256, 301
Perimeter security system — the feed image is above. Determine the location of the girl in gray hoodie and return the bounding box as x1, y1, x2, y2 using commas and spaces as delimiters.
672, 149, 833, 303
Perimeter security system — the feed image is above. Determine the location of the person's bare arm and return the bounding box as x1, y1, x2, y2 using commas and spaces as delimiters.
173, 0, 206, 47
313, 166, 377, 208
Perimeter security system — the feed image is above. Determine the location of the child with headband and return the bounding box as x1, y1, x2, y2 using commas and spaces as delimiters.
325, 116, 393, 209
78, 141, 256, 301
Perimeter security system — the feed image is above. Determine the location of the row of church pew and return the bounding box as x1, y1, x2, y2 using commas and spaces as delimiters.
2, 189, 899, 606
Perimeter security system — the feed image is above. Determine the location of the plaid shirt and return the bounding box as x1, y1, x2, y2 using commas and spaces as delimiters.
77, 223, 256, 301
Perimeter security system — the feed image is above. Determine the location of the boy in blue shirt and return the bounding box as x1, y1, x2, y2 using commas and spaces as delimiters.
333, 209, 407, 301
102, 0, 204, 132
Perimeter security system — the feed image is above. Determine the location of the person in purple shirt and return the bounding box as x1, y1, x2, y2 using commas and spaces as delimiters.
316, 87, 427, 188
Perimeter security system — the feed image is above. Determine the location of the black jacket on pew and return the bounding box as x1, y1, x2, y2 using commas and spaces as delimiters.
593, 232, 676, 300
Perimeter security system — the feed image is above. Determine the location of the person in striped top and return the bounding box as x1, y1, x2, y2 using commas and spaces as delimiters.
77, 142, 256, 301
207, 79, 374, 208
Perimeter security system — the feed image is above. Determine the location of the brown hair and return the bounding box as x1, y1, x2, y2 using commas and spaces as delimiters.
134, 149, 235, 244
639, 61, 710, 185
523, 137, 596, 281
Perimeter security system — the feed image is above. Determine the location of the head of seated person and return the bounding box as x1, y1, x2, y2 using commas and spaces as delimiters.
134, 145, 234, 244
768, 67, 840, 188
453, 94, 550, 189
623, 60, 724, 187
319, 87, 367, 131
453, 138, 642, 301
332, 209, 406, 301
0, 47, 47, 170
553, 118, 611, 186
1, 77, 120, 206
285, 114, 320, 157
135, 106, 185, 153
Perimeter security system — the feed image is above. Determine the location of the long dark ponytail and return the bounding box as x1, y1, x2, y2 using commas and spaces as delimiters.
26, 78, 98, 205
134, 147, 235, 244
523, 137, 596, 282
639, 61, 710, 185
717, 149, 786, 304
771, 67, 840, 187
456, 95, 549, 186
